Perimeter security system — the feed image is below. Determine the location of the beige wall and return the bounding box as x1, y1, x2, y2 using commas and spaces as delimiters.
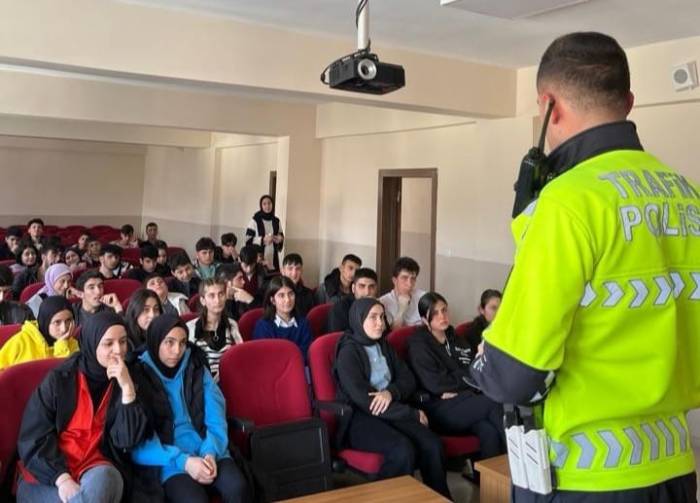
0, 135, 144, 228
400, 177, 433, 292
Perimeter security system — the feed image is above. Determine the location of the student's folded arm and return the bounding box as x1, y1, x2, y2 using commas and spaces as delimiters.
198, 370, 230, 459
132, 433, 188, 471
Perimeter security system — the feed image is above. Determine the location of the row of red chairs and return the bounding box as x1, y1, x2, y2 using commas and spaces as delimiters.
0, 334, 481, 496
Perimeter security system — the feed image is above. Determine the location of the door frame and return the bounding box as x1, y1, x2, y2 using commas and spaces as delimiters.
376, 168, 438, 292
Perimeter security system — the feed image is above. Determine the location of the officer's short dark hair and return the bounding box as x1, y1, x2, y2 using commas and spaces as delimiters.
392, 257, 420, 278
537, 32, 630, 113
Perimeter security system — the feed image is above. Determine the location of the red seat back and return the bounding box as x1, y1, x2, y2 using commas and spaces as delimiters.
187, 294, 201, 313
180, 312, 198, 323
237, 307, 263, 342
219, 339, 311, 427
0, 259, 15, 268
306, 303, 332, 339
386, 325, 418, 360
166, 246, 186, 257
455, 321, 473, 339
120, 248, 141, 267
0, 323, 21, 350
19, 282, 44, 304
0, 358, 64, 483
102, 279, 141, 303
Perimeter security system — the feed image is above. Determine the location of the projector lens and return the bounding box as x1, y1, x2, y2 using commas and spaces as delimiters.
358, 59, 377, 80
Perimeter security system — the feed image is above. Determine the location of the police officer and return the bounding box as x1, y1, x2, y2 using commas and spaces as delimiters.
471, 32, 700, 501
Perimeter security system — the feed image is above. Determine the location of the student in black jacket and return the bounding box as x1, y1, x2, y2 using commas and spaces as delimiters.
333, 298, 451, 499
0, 225, 22, 260
462, 289, 502, 356
0, 264, 34, 324
169, 252, 201, 298
280, 253, 316, 318
16, 311, 148, 503
316, 254, 361, 305
408, 292, 505, 459
327, 267, 378, 333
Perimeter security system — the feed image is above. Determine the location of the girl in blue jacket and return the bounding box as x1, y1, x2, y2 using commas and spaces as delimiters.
131, 313, 249, 503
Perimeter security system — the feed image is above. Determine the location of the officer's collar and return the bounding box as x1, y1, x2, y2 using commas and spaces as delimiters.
548, 120, 643, 176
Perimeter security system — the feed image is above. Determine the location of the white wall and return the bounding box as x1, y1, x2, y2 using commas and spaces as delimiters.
400, 177, 433, 292
0, 135, 145, 228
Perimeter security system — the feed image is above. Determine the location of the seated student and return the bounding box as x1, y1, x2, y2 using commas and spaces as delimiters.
111, 224, 140, 249
216, 263, 260, 321
155, 241, 172, 277
83, 236, 102, 268
379, 257, 426, 329
125, 244, 159, 283
125, 288, 163, 348
12, 244, 61, 299
76, 231, 91, 253
238, 245, 266, 298
0, 225, 22, 260
140, 221, 160, 247
99, 244, 132, 279
316, 254, 362, 305
64, 246, 87, 273
246, 195, 284, 272
253, 276, 312, 361
10, 242, 38, 276
72, 270, 123, 326
25, 263, 73, 317
0, 296, 79, 370
186, 278, 242, 380
145, 272, 190, 316
280, 253, 316, 318
327, 267, 378, 333
25, 217, 47, 251
169, 252, 201, 298
0, 265, 34, 325
132, 314, 250, 503
16, 311, 148, 503
333, 298, 451, 499
215, 232, 239, 264
408, 292, 505, 459
193, 237, 219, 280
462, 289, 502, 357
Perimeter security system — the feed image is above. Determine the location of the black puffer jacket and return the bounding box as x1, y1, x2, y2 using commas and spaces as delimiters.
17, 354, 148, 502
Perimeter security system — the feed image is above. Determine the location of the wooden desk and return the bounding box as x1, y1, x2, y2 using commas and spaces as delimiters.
474, 454, 511, 503
278, 476, 449, 502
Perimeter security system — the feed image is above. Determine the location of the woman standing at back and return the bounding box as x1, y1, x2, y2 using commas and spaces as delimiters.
245, 195, 284, 272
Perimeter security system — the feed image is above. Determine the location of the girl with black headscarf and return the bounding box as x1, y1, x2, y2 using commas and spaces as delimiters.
17, 311, 148, 503
0, 295, 78, 370
333, 298, 452, 500
132, 313, 250, 503
245, 194, 284, 272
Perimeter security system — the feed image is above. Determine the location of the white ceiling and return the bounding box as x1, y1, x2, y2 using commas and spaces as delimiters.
119, 0, 700, 68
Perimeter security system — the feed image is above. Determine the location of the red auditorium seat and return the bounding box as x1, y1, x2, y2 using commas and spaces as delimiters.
63, 225, 87, 233
0, 358, 64, 486
386, 325, 417, 360
180, 312, 198, 323
237, 307, 263, 341
120, 248, 141, 267
187, 294, 201, 313
386, 326, 481, 460
0, 259, 15, 267
219, 339, 332, 499
166, 246, 186, 257
19, 282, 44, 304
0, 323, 21, 350
306, 303, 332, 339
455, 321, 473, 339
308, 332, 383, 476
102, 279, 141, 303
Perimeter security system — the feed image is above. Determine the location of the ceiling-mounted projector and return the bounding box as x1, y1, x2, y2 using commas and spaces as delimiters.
320, 0, 405, 95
